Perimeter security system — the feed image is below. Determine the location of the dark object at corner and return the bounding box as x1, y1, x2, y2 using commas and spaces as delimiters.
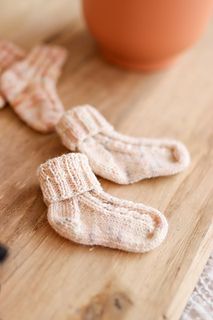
0, 244, 8, 263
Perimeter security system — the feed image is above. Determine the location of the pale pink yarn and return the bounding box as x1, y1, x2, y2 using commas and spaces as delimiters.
56, 105, 190, 184
38, 153, 168, 253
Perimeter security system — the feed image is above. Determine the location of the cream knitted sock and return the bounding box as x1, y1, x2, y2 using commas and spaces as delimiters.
0, 40, 25, 109
38, 153, 168, 253
1, 45, 67, 132
56, 105, 190, 184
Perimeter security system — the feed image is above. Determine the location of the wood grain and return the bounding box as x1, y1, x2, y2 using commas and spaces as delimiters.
0, 3, 213, 320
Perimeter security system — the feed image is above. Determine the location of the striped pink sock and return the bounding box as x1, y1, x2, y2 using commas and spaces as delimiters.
1, 45, 67, 132
0, 40, 25, 109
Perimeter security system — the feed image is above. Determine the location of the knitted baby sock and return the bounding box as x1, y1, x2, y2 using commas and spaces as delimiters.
38, 153, 168, 253
0, 40, 25, 109
0, 45, 67, 132
56, 105, 190, 184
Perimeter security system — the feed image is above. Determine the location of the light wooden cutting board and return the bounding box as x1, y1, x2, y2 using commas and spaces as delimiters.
0, 2, 213, 320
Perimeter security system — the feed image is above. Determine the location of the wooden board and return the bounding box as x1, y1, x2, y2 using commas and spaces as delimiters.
0, 3, 213, 320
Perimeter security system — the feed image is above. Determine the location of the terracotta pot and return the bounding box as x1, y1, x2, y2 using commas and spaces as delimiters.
83, 0, 213, 71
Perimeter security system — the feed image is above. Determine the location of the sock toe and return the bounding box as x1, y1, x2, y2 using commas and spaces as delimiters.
150, 138, 191, 177
40, 109, 63, 132
142, 211, 168, 252
172, 141, 191, 170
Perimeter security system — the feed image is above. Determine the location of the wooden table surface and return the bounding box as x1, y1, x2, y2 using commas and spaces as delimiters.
0, 3, 213, 320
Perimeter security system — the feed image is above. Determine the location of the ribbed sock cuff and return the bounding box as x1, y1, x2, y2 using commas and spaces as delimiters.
0, 40, 25, 71
25, 45, 67, 80
56, 105, 113, 150
38, 153, 101, 204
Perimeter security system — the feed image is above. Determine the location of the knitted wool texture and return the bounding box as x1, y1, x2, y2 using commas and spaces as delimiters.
56, 105, 191, 184
1, 45, 67, 133
0, 40, 25, 109
38, 153, 168, 253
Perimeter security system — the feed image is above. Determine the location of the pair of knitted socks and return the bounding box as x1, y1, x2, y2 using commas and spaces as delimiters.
38, 105, 190, 253
0, 40, 67, 132
1, 42, 190, 253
